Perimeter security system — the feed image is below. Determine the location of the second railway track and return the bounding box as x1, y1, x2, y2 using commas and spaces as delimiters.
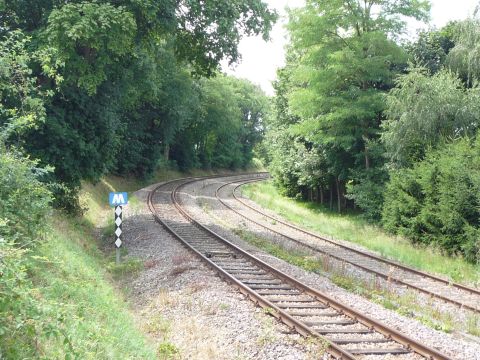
148, 175, 452, 360
212, 174, 480, 315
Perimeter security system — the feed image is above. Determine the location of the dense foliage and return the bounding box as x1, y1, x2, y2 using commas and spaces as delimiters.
266, 0, 429, 214
264, 0, 480, 262
383, 138, 480, 262
0, 31, 57, 358
1, 0, 274, 210
0, 150, 56, 359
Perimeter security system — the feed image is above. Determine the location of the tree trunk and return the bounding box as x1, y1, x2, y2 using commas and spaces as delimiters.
363, 134, 370, 170
329, 184, 333, 210
164, 143, 170, 162
336, 176, 342, 213
365, 146, 370, 169
308, 187, 313, 202
319, 186, 324, 204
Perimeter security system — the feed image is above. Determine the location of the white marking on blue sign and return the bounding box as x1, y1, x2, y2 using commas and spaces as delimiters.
109, 192, 128, 207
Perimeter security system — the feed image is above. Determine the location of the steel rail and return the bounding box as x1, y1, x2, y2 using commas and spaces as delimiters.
148, 174, 452, 360
214, 176, 480, 314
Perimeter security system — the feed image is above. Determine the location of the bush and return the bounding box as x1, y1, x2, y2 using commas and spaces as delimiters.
382, 138, 480, 263
0, 148, 62, 358
0, 149, 52, 247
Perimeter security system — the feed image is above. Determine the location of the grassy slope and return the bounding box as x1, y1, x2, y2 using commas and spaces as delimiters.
243, 181, 480, 285
35, 214, 156, 359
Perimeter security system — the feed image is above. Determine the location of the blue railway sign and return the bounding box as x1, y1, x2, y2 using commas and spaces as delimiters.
109, 192, 128, 207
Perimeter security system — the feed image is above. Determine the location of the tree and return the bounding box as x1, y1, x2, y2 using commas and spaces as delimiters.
267, 0, 429, 213
447, 15, 480, 86
226, 77, 270, 167
405, 23, 456, 75
2, 0, 277, 78
382, 67, 480, 167
1, 0, 277, 205
382, 138, 480, 263
0, 30, 47, 141
170, 75, 269, 170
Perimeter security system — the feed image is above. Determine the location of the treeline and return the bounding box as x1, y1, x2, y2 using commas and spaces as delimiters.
264, 0, 480, 263
0, 1, 274, 357
0, 0, 274, 209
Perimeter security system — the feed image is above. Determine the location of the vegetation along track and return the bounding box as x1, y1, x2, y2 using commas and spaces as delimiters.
213, 174, 480, 315
148, 175, 451, 360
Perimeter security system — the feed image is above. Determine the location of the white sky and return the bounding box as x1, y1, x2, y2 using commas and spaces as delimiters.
221, 0, 480, 95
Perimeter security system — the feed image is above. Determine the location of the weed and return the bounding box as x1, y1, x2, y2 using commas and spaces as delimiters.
233, 228, 324, 274
107, 257, 144, 280
203, 303, 219, 316
301, 336, 330, 360
263, 306, 276, 316
467, 315, 480, 337
156, 289, 179, 308
219, 303, 230, 311
157, 342, 180, 360
146, 314, 172, 338
256, 315, 277, 346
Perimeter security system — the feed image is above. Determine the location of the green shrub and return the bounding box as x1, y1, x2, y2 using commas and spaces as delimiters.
0, 149, 62, 358
0, 149, 52, 247
382, 138, 480, 263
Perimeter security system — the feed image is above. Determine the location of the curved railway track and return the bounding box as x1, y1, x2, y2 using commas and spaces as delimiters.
148, 175, 452, 360
212, 175, 480, 315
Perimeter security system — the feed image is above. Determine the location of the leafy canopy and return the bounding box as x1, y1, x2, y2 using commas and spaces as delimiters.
382, 67, 480, 167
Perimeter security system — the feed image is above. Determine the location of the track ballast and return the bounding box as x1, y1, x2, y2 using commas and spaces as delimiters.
148, 174, 452, 360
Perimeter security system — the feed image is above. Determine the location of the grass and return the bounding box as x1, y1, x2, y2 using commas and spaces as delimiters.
243, 181, 480, 286
467, 315, 480, 337
329, 271, 457, 334
3, 166, 265, 359
32, 213, 157, 359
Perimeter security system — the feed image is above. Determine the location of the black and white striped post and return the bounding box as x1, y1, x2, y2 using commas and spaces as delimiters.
109, 192, 128, 264
114, 205, 123, 264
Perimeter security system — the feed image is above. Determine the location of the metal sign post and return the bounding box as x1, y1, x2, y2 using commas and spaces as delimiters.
114, 205, 123, 264
109, 192, 128, 264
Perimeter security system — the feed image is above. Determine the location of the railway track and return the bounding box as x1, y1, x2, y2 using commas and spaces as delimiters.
148, 175, 452, 360
212, 175, 480, 315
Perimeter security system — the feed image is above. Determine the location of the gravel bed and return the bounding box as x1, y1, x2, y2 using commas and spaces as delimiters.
119, 183, 326, 360
179, 176, 480, 360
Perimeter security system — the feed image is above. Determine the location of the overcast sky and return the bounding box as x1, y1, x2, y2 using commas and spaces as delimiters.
221, 0, 480, 95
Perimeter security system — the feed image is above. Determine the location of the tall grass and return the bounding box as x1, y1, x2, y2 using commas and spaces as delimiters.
243, 181, 480, 286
